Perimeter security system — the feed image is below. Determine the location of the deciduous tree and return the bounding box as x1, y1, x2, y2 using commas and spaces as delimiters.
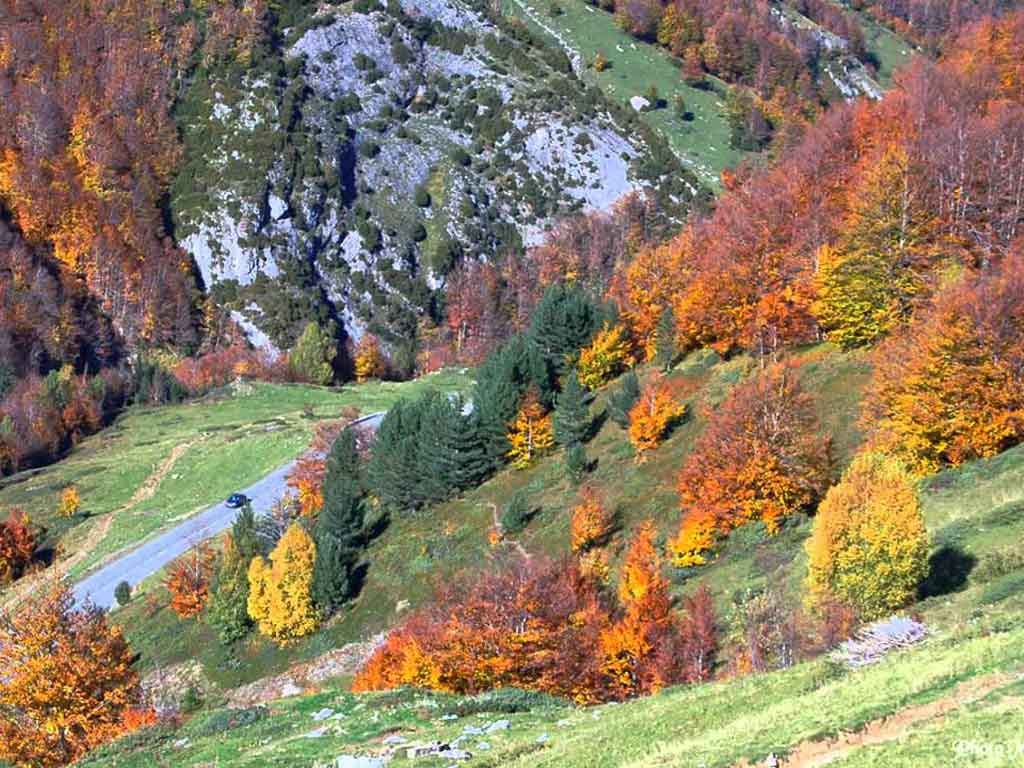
0, 581, 141, 767
805, 454, 929, 620
577, 323, 635, 390
164, 542, 216, 619
570, 485, 615, 552
671, 363, 830, 566
247, 522, 319, 645
506, 386, 555, 469
354, 334, 386, 382
628, 373, 685, 462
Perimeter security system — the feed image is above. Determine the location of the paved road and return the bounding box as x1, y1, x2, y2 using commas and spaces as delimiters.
73, 412, 385, 611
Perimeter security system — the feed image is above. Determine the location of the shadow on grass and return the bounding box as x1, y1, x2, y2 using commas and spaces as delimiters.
918, 545, 977, 599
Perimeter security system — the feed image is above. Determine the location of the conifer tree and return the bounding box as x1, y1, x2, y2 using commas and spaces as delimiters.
654, 305, 677, 371
527, 283, 603, 373
313, 427, 365, 615
553, 369, 591, 447
607, 370, 641, 429
367, 398, 426, 512
436, 398, 491, 492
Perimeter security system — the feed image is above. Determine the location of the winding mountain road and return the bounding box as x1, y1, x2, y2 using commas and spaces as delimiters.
72, 412, 386, 611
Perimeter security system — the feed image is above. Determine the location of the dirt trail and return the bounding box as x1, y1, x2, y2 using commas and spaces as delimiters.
770, 672, 1016, 768
489, 502, 531, 561
1, 441, 195, 610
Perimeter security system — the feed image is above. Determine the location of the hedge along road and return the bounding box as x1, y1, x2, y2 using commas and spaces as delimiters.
72, 411, 386, 611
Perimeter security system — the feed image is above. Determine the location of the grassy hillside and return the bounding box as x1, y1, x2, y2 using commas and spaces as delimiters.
72, 342, 1024, 765
107, 346, 869, 689
0, 370, 472, 590
502, 0, 745, 188
83, 595, 1024, 766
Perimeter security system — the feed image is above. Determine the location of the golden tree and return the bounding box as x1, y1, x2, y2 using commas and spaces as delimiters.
247, 522, 320, 645
0, 580, 141, 767
58, 486, 82, 518
506, 386, 555, 469
576, 323, 635, 390
354, 334, 386, 382
570, 485, 615, 553
805, 453, 929, 620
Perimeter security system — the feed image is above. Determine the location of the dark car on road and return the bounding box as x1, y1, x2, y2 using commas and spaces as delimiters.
225, 493, 248, 508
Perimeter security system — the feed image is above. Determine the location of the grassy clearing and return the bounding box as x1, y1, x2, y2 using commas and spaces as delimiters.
503, 0, 744, 187
853, 10, 918, 88
0, 370, 473, 582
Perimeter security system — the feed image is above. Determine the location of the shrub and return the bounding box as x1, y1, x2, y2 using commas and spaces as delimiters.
805, 454, 929, 621
415, 187, 432, 207
501, 491, 533, 535
359, 140, 381, 158
58, 486, 81, 518
114, 581, 132, 607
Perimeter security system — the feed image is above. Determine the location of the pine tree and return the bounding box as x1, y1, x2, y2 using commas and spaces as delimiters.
654, 306, 677, 371
553, 369, 591, 447
367, 398, 427, 512
313, 427, 365, 615
436, 398, 491, 492
607, 370, 641, 429
206, 499, 263, 644
565, 442, 588, 485
527, 284, 603, 373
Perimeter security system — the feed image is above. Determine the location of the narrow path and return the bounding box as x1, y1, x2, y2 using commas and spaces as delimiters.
1, 441, 196, 611
71, 412, 386, 611
490, 502, 531, 561
775, 672, 1017, 768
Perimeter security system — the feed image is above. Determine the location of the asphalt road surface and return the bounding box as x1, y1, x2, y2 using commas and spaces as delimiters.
72, 411, 385, 610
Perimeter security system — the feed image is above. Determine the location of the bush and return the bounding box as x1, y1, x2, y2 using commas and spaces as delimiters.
180, 685, 203, 714
190, 706, 267, 738
414, 187, 432, 207
114, 581, 132, 606
501, 491, 533, 535
359, 140, 381, 158
448, 688, 566, 717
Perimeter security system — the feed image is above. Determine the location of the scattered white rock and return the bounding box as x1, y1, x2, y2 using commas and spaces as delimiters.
484, 719, 511, 733
335, 756, 388, 768
441, 713, 459, 721
536, 733, 550, 744
629, 95, 650, 112
304, 726, 328, 738
382, 734, 407, 745
461, 725, 485, 736
438, 748, 472, 760
476, 741, 491, 750
312, 707, 335, 722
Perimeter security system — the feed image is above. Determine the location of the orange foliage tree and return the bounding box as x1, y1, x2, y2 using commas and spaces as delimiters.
628, 372, 686, 462
616, 235, 692, 360
354, 334, 386, 382
506, 385, 555, 469
864, 251, 1024, 474
0, 580, 143, 767
0, 508, 37, 585
286, 419, 347, 516
670, 363, 831, 567
354, 556, 612, 703
570, 485, 615, 553
164, 542, 217, 619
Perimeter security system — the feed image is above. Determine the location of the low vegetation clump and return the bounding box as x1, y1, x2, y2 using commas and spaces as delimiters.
355, 523, 717, 703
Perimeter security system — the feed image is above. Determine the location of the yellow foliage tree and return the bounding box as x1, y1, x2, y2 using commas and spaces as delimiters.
570, 485, 615, 552
811, 144, 940, 349
805, 453, 929, 620
354, 334, 386, 382
58, 486, 81, 518
577, 323, 635, 390
247, 522, 320, 645
506, 386, 555, 469
628, 373, 685, 462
